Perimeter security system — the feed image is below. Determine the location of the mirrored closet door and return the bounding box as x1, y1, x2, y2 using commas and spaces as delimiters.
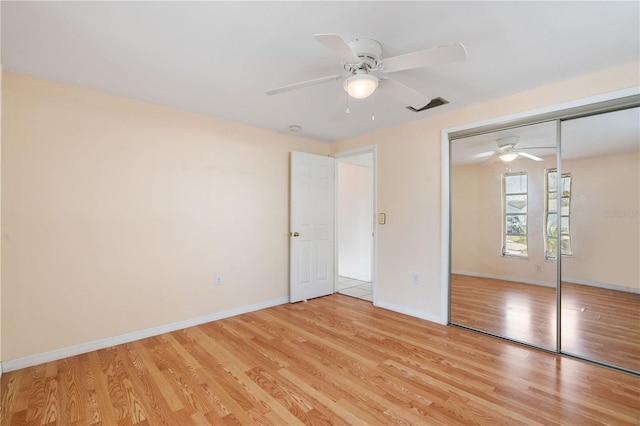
559, 107, 640, 373
449, 102, 639, 375
450, 121, 558, 351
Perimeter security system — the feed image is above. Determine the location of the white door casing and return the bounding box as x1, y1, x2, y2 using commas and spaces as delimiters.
290, 151, 335, 302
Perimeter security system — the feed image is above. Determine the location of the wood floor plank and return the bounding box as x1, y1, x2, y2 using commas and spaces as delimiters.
451, 274, 640, 371
2, 294, 639, 425
0, 373, 22, 425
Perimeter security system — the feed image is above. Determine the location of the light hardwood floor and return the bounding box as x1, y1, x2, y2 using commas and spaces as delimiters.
2, 293, 639, 425
451, 274, 640, 372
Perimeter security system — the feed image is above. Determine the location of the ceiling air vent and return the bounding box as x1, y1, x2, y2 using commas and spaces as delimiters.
406, 97, 449, 112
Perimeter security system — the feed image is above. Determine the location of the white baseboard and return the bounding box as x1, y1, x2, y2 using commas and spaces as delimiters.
339, 272, 371, 282
452, 270, 556, 287
562, 276, 640, 294
452, 270, 639, 294
1, 296, 289, 373
375, 300, 444, 325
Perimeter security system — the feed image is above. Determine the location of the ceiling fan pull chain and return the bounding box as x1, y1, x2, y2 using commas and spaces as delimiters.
371, 92, 376, 121
346, 82, 351, 114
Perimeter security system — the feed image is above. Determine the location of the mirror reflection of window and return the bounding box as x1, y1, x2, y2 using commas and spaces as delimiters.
545, 170, 573, 260
503, 172, 528, 257
450, 120, 558, 351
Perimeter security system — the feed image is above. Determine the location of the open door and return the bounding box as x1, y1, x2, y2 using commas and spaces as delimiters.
290, 151, 335, 302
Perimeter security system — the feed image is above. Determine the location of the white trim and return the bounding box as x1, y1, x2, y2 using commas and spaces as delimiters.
441, 128, 451, 324
332, 145, 378, 160
0, 297, 289, 373
452, 270, 557, 288
452, 270, 640, 294
339, 272, 371, 282
444, 87, 639, 135
441, 86, 640, 324
451, 271, 566, 287
375, 300, 443, 324
563, 277, 640, 294
333, 144, 378, 304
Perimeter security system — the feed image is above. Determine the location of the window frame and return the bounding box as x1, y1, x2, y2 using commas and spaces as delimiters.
502, 171, 529, 258
545, 169, 573, 260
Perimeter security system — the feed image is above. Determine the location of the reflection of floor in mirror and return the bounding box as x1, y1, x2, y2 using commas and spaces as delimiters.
450, 274, 640, 372
337, 276, 373, 302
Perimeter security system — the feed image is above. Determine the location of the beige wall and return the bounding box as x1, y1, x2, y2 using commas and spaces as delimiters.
2, 61, 638, 364
452, 150, 639, 290
330, 61, 639, 318
562, 151, 639, 288
1, 72, 328, 361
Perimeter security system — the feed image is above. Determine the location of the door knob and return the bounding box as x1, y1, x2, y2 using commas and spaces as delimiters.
291, 232, 300, 237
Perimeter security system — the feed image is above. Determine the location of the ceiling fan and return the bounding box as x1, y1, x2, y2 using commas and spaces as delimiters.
471, 136, 555, 162
266, 34, 467, 110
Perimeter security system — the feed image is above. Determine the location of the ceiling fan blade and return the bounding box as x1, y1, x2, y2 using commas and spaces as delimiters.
379, 43, 467, 73
518, 146, 556, 150
470, 151, 496, 160
518, 152, 544, 161
314, 33, 362, 65
380, 77, 431, 109
266, 75, 342, 95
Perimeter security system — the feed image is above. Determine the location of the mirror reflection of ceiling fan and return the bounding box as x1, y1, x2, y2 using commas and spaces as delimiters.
471, 136, 555, 162
266, 34, 467, 111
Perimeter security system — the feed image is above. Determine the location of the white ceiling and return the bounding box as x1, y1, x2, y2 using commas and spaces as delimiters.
2, 1, 639, 143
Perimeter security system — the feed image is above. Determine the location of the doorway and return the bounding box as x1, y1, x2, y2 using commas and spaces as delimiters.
335, 149, 376, 302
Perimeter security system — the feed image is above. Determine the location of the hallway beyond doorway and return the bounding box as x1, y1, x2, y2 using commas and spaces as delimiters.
337, 276, 373, 302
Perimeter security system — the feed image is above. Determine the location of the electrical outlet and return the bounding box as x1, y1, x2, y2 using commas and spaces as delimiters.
215, 275, 222, 285
412, 273, 420, 285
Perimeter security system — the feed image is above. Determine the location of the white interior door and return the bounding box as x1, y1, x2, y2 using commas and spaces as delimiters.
290, 151, 335, 302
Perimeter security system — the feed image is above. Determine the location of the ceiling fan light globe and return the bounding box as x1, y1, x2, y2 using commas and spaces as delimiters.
344, 74, 379, 99
499, 153, 519, 162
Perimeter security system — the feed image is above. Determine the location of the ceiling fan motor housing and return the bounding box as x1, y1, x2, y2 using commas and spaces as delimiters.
497, 136, 520, 150
346, 38, 382, 70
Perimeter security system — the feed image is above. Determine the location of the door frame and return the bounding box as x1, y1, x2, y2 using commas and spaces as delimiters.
333, 145, 378, 303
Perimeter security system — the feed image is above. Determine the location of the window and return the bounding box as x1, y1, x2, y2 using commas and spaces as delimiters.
503, 172, 528, 257
545, 169, 572, 260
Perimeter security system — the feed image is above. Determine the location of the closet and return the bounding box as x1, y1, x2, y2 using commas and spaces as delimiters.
449, 99, 639, 374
